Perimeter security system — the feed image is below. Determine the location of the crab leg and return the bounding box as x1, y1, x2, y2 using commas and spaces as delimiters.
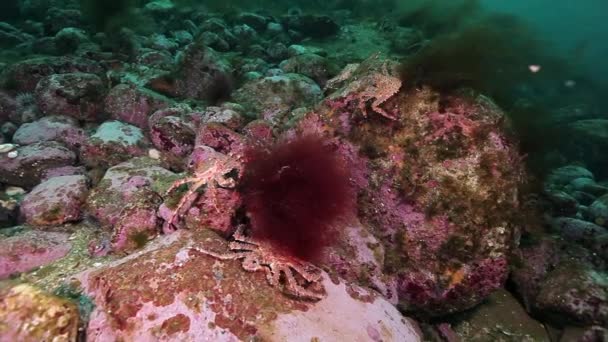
187, 246, 249, 260
164, 176, 193, 196
165, 178, 208, 229
279, 265, 325, 301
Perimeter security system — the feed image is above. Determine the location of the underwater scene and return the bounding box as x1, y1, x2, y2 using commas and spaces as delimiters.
0, 0, 607, 341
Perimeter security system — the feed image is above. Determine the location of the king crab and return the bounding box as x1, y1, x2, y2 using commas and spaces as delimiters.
327, 55, 402, 121
162, 153, 240, 233
187, 225, 326, 301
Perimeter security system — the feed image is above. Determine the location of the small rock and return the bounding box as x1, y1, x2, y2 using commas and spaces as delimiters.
545, 190, 579, 216
55, 27, 89, 54
0, 283, 79, 341
85, 157, 176, 227
282, 14, 339, 38
0, 143, 16, 153
0, 56, 102, 93
12, 115, 86, 149
232, 73, 322, 120
238, 12, 268, 31
452, 289, 549, 341
567, 177, 608, 196
5, 186, 25, 196
35, 72, 106, 122
0, 141, 76, 188
545, 165, 594, 189
20, 175, 88, 226
589, 194, 608, 226
550, 217, 606, 250
104, 84, 174, 130
280, 53, 335, 86
80, 121, 149, 168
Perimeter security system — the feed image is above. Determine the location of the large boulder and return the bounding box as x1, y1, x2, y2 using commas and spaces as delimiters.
308, 57, 524, 316
75, 229, 422, 341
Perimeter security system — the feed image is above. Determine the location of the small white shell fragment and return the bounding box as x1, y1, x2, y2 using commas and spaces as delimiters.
148, 148, 161, 160
0, 143, 16, 153
7, 151, 18, 159
5, 186, 25, 196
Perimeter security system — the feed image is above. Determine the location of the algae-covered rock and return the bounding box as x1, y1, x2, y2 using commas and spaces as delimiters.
35, 73, 106, 122
0, 283, 79, 341
311, 56, 525, 316
12, 115, 86, 149
452, 289, 550, 341
85, 157, 177, 228
0, 56, 102, 93
80, 121, 149, 168
233, 73, 322, 121
104, 84, 174, 130
20, 175, 89, 226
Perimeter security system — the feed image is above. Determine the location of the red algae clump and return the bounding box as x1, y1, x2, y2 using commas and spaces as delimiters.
240, 134, 355, 262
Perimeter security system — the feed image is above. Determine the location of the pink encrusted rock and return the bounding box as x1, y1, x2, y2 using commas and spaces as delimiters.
0, 141, 76, 188
196, 105, 245, 130
242, 119, 274, 143
232, 73, 322, 121
322, 219, 397, 303
80, 120, 149, 168
148, 110, 195, 161
35, 73, 106, 122
293, 56, 525, 317
12, 115, 86, 149
181, 185, 241, 236
74, 229, 422, 341
104, 84, 174, 130
41, 165, 87, 182
20, 175, 88, 226
110, 188, 163, 253
85, 157, 176, 228
0, 230, 71, 279
195, 122, 246, 156
0, 56, 103, 93
158, 147, 242, 235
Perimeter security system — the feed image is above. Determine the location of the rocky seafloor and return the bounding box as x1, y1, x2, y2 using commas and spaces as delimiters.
0, 1, 607, 341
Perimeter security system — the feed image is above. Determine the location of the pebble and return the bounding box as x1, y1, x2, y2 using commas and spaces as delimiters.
7, 150, 18, 159
0, 143, 17, 153
148, 148, 161, 160
5, 186, 25, 196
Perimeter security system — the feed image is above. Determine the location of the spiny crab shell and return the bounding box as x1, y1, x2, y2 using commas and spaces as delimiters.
326, 54, 402, 120
187, 225, 326, 301
161, 152, 241, 234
